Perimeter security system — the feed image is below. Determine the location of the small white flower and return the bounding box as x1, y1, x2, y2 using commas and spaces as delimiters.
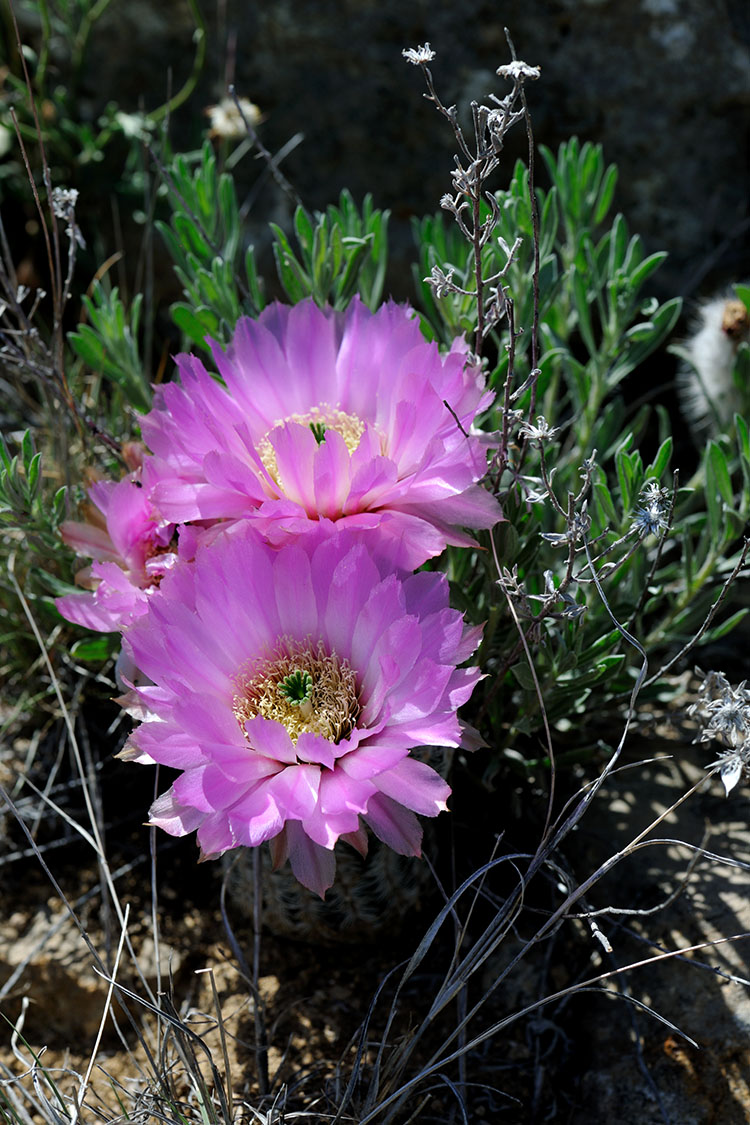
702, 692, 750, 746
402, 43, 436, 65
50, 187, 78, 220
425, 265, 456, 299
641, 480, 667, 503
519, 416, 558, 443
205, 96, 262, 139
114, 111, 151, 140
496, 60, 541, 82
692, 669, 750, 795
632, 481, 671, 537
633, 501, 668, 537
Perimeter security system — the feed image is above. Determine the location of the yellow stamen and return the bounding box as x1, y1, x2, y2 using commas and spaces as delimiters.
233, 636, 360, 746
257, 403, 371, 482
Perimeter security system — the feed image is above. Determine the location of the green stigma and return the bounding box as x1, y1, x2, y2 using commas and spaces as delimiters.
233, 636, 361, 745
309, 420, 327, 444
279, 669, 313, 705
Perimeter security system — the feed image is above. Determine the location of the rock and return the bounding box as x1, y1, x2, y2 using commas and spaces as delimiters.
20, 1, 749, 300
218, 1, 750, 296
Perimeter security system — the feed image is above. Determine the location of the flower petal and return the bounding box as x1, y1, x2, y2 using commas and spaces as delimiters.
285, 820, 337, 897
372, 756, 451, 817
363, 793, 423, 856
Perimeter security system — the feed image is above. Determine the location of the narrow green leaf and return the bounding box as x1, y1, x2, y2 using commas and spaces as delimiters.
511, 662, 537, 691
493, 521, 519, 561
608, 213, 628, 275
581, 141, 598, 194
294, 206, 315, 255
538, 144, 559, 196
578, 629, 621, 660
174, 213, 213, 261
628, 251, 667, 292
131, 291, 143, 337
732, 342, 750, 396
622, 321, 657, 343
244, 244, 265, 312
330, 221, 344, 277
0, 433, 12, 472
335, 238, 371, 306
724, 508, 747, 540
564, 356, 589, 409
735, 412, 750, 475
21, 430, 34, 465
645, 436, 673, 481
708, 440, 734, 506
539, 187, 559, 259
218, 173, 239, 237
615, 440, 639, 510
571, 265, 597, 356
156, 220, 186, 268
703, 607, 750, 644
271, 226, 309, 303
622, 233, 643, 275
52, 486, 67, 522
68, 329, 106, 368
594, 163, 618, 224
593, 480, 617, 525
71, 635, 117, 660
609, 297, 682, 383
27, 451, 42, 496
704, 446, 723, 542
171, 303, 220, 348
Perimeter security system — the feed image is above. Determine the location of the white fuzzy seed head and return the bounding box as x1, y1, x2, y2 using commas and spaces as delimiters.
676, 292, 750, 437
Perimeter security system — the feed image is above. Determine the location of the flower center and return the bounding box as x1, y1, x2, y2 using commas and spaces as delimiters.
232, 636, 360, 745
257, 403, 368, 481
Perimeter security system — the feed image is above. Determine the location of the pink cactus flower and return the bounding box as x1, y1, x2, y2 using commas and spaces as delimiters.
121, 523, 483, 897
140, 298, 502, 569
55, 474, 178, 632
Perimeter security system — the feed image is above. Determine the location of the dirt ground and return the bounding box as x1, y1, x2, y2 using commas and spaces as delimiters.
2, 693, 750, 1124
